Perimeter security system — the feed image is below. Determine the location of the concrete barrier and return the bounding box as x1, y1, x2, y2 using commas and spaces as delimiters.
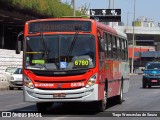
0, 49, 22, 91
0, 75, 9, 91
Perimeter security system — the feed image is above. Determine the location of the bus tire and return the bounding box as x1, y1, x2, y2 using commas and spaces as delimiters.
36, 102, 53, 113
117, 82, 123, 104
96, 86, 107, 112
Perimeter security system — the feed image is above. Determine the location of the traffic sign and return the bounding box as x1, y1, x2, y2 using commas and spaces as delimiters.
90, 9, 121, 22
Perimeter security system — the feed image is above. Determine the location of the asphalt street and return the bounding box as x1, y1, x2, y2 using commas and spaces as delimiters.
1, 74, 160, 120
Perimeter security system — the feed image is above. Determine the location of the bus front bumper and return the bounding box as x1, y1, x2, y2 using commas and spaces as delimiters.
23, 85, 98, 102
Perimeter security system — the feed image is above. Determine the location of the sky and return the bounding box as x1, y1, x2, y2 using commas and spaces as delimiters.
62, 0, 160, 26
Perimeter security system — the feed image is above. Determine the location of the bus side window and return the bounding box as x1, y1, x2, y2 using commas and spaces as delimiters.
107, 34, 112, 59
104, 33, 108, 58
112, 36, 117, 59
124, 39, 128, 60
121, 39, 125, 60
119, 38, 122, 60
97, 29, 105, 69
117, 37, 120, 60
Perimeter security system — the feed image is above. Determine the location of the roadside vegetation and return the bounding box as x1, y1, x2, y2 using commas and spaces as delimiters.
0, 0, 82, 18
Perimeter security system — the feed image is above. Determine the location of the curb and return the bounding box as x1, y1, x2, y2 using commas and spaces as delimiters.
0, 86, 9, 91
129, 73, 138, 76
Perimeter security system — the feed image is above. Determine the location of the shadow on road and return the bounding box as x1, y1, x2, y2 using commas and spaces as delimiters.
8, 96, 121, 116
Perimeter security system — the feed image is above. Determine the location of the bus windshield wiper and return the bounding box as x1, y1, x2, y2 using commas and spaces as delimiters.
40, 32, 49, 62
67, 31, 79, 57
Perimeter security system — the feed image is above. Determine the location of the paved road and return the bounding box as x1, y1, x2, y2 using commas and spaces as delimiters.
1, 74, 160, 120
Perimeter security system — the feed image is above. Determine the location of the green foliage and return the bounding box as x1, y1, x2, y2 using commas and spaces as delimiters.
0, 0, 82, 17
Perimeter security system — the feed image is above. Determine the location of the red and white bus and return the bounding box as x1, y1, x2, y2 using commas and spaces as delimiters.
16, 18, 129, 112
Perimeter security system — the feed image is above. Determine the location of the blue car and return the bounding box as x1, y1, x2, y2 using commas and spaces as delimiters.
142, 62, 160, 88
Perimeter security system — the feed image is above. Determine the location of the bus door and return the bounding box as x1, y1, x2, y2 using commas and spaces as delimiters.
97, 29, 106, 100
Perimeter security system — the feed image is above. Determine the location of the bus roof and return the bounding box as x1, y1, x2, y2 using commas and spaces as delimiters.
25, 17, 93, 23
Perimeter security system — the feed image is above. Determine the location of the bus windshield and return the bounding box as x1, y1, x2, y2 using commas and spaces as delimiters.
25, 34, 96, 70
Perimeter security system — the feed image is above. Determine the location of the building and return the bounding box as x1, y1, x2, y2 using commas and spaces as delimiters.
114, 17, 160, 50
133, 16, 154, 27
113, 16, 160, 67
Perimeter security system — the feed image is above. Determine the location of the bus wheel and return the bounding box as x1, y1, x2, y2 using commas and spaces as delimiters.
117, 83, 123, 104
36, 102, 53, 113
96, 89, 107, 112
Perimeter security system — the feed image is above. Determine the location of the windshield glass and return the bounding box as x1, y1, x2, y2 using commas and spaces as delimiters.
25, 34, 96, 70
5, 67, 17, 73
14, 68, 22, 74
146, 63, 160, 70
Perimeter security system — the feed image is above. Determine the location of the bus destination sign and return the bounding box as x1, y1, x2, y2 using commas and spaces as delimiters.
28, 21, 91, 33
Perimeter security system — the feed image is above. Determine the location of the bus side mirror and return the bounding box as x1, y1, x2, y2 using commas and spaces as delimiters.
16, 31, 24, 54
16, 41, 21, 54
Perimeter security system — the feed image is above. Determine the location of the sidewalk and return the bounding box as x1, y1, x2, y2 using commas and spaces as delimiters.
129, 69, 143, 76
129, 73, 138, 76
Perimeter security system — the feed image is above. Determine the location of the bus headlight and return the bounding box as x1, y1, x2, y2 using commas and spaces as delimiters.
24, 75, 34, 89
86, 73, 97, 88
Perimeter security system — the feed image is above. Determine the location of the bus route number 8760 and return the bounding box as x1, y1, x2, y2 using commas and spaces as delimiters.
74, 60, 89, 67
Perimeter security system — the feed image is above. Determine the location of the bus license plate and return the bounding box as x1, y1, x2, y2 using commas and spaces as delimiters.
53, 93, 66, 98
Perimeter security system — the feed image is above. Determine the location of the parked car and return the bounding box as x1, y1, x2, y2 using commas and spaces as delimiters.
9, 67, 23, 90
3, 67, 17, 83
142, 62, 160, 88
4, 67, 23, 90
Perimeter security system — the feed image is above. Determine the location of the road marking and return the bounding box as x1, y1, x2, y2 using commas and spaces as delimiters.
153, 91, 159, 94
130, 84, 140, 86
125, 97, 130, 100
54, 117, 67, 120
53, 116, 70, 120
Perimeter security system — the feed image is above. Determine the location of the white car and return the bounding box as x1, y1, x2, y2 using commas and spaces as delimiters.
3, 67, 17, 83
9, 67, 23, 90
4, 67, 23, 90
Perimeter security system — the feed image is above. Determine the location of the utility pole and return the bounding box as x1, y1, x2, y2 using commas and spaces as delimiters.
72, 0, 76, 16
113, 0, 114, 9
108, 0, 111, 9
131, 0, 136, 74
108, 0, 114, 9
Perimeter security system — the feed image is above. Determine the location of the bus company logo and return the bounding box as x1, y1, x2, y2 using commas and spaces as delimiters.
57, 83, 63, 88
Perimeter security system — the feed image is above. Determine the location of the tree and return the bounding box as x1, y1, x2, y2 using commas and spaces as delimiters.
79, 3, 90, 15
